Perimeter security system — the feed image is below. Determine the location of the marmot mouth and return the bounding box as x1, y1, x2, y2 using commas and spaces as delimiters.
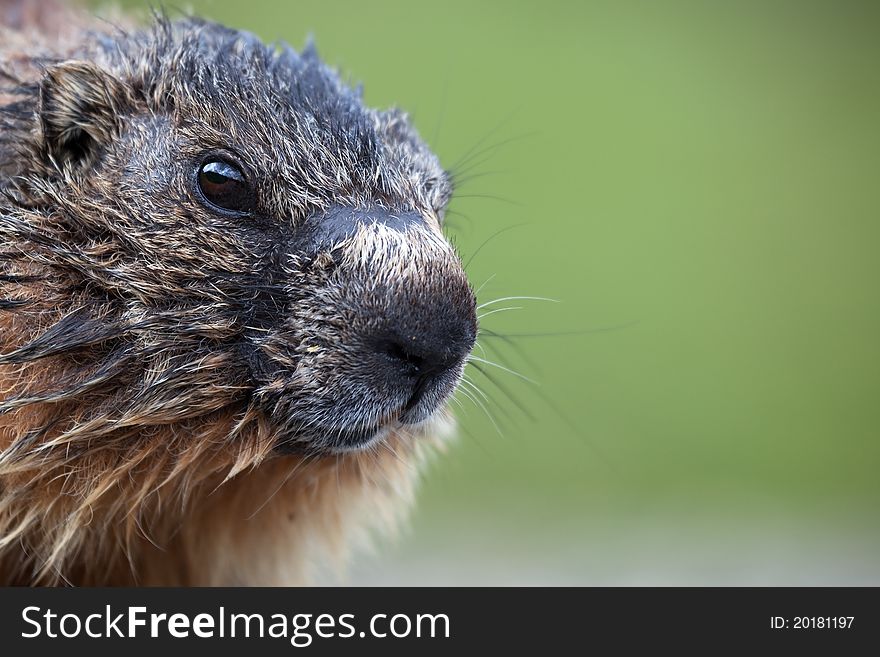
325, 422, 395, 451
274, 408, 444, 454
272, 419, 396, 454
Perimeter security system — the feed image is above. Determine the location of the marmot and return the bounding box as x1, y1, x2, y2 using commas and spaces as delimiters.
0, 1, 476, 585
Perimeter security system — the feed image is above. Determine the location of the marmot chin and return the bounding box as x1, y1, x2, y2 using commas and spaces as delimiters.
0, 1, 477, 585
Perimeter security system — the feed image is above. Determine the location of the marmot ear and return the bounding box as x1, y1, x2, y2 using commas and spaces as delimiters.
39, 61, 131, 168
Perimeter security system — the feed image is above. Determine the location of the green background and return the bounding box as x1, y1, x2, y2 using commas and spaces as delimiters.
107, 0, 879, 584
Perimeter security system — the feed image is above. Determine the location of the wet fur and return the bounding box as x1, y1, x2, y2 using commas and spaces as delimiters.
0, 1, 470, 585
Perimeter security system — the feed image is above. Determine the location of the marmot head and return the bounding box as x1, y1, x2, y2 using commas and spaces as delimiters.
1, 19, 476, 457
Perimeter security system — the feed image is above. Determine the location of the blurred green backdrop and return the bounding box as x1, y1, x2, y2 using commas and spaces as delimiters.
104, 0, 879, 584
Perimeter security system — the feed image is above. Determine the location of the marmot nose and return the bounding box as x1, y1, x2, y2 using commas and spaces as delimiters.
376, 338, 432, 378
376, 334, 464, 382
370, 308, 476, 422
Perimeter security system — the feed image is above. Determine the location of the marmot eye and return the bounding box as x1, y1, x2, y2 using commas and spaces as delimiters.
197, 159, 253, 214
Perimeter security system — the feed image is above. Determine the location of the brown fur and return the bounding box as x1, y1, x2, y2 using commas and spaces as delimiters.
0, 1, 469, 585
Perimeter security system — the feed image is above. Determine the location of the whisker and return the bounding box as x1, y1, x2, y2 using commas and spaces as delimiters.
457, 377, 501, 425
474, 273, 497, 297
463, 224, 526, 271
451, 133, 535, 177
476, 330, 542, 374
478, 306, 522, 321
467, 355, 538, 384
450, 130, 537, 180
460, 375, 492, 405
447, 394, 492, 454
460, 374, 520, 432
471, 340, 488, 358
477, 296, 559, 310
448, 168, 510, 189
477, 321, 639, 339
448, 394, 467, 414
467, 361, 537, 423
452, 192, 521, 207
442, 207, 473, 231
457, 383, 503, 438
447, 111, 521, 172
531, 384, 620, 473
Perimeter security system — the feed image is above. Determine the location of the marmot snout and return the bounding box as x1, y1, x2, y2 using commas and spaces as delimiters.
0, 3, 475, 585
